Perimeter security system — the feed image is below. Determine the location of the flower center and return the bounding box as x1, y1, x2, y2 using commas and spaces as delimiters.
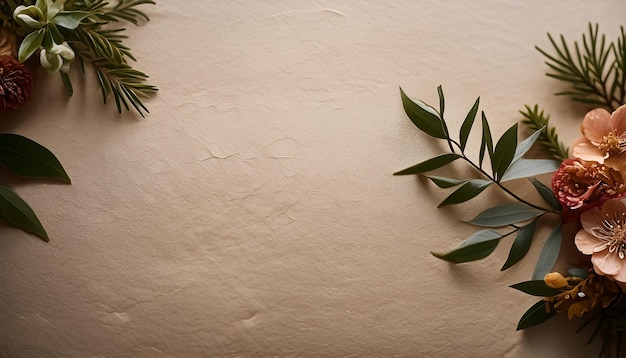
591, 213, 626, 258
598, 131, 626, 157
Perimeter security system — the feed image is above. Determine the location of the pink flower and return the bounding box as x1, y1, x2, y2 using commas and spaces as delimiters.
572, 106, 626, 166
575, 199, 626, 282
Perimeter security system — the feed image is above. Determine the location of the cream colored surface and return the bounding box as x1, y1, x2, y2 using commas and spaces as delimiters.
1, 1, 623, 357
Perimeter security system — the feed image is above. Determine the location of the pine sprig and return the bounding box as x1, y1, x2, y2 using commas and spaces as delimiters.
66, 0, 155, 25
537, 23, 626, 111
520, 105, 569, 161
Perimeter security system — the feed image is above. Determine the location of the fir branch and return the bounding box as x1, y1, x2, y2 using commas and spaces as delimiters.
537, 23, 626, 111
520, 105, 569, 161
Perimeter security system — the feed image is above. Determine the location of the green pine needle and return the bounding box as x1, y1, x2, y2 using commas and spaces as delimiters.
519, 105, 569, 161
537, 23, 626, 111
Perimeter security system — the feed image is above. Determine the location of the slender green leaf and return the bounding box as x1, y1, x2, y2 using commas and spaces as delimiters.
512, 127, 544, 163
500, 159, 560, 182
18, 29, 45, 63
501, 220, 537, 271
394, 154, 462, 176
431, 229, 502, 263
438, 180, 492, 207
479, 112, 493, 168
510, 280, 562, 297
437, 85, 445, 117
516, 300, 556, 330
468, 203, 543, 227
532, 225, 562, 280
492, 123, 518, 181
528, 178, 561, 211
459, 97, 480, 151
399, 87, 447, 139
426, 176, 467, 188
0, 185, 48, 241
0, 134, 70, 183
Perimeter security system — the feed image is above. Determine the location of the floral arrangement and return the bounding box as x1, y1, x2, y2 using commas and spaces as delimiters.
0, 0, 156, 241
397, 24, 626, 357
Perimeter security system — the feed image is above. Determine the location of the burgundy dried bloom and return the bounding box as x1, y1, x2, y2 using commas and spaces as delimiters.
552, 158, 625, 222
0, 55, 33, 114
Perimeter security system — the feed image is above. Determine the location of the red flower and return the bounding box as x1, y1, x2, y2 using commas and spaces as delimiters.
0, 56, 33, 114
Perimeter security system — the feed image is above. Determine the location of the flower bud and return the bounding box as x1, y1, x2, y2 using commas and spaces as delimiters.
544, 272, 569, 289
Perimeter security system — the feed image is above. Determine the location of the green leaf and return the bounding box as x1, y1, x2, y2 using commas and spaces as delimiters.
529, 178, 561, 211
516, 300, 556, 330
568, 267, 589, 278
438, 179, 492, 207
532, 225, 562, 280
479, 112, 493, 168
512, 127, 544, 163
500, 159, 560, 182
0, 185, 48, 241
501, 220, 537, 271
399, 87, 447, 139
492, 123, 518, 181
468, 203, 543, 227
459, 97, 480, 151
426, 176, 467, 188
510, 280, 562, 296
431, 229, 502, 263
51, 11, 90, 29
0, 134, 70, 183
18, 29, 45, 63
394, 154, 462, 175
437, 85, 445, 117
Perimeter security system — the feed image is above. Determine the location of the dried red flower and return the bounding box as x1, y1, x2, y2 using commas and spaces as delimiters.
0, 55, 33, 114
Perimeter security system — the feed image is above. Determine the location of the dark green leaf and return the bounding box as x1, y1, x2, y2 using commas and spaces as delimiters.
479, 112, 493, 169
529, 178, 561, 211
438, 180, 492, 207
568, 267, 589, 278
510, 280, 562, 296
516, 300, 555, 330
532, 225, 562, 280
492, 123, 518, 181
431, 229, 502, 263
18, 29, 45, 63
459, 97, 480, 151
399, 87, 447, 139
0, 134, 70, 183
500, 159, 560, 182
437, 85, 445, 117
394, 154, 462, 176
426, 176, 467, 188
501, 220, 537, 271
0, 185, 48, 241
468, 203, 543, 227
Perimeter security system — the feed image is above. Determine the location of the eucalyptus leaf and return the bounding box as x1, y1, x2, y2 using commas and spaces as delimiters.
510, 280, 562, 297
52, 11, 90, 29
438, 179, 492, 207
501, 220, 537, 271
0, 185, 48, 241
468, 203, 543, 227
532, 225, 562, 280
431, 229, 502, 263
529, 177, 561, 211
459, 97, 480, 151
500, 159, 560, 182
512, 126, 544, 163
426, 176, 467, 188
0, 134, 70, 183
18, 29, 45, 63
479, 112, 493, 168
492, 123, 518, 181
516, 300, 555, 330
400, 87, 447, 139
394, 154, 462, 176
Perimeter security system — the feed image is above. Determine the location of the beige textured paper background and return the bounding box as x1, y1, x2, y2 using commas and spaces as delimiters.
1, 1, 624, 357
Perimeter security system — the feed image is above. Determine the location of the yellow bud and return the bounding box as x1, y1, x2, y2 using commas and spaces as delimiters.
544, 272, 568, 289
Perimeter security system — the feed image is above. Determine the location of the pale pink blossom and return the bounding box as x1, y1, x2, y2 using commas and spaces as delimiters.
575, 199, 626, 282
572, 105, 626, 166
